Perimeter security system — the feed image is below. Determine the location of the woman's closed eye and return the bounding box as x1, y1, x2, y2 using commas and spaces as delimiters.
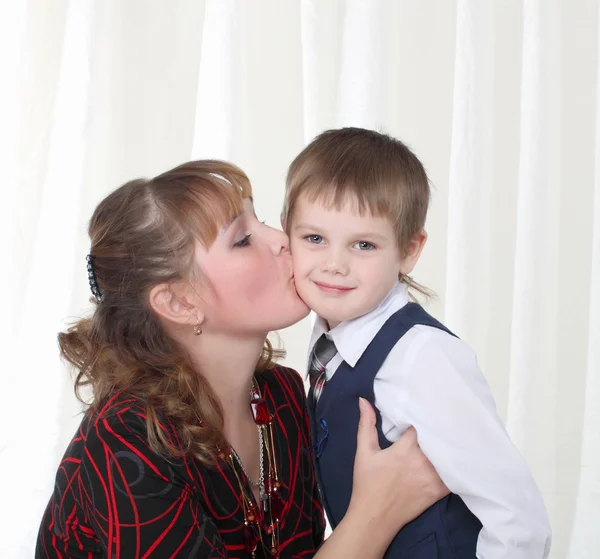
233, 234, 252, 248
353, 241, 376, 251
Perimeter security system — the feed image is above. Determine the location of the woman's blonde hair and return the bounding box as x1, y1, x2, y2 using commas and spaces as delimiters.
282, 127, 433, 298
60, 160, 281, 465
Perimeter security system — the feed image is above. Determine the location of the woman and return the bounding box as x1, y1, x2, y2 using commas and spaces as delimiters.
35, 160, 447, 558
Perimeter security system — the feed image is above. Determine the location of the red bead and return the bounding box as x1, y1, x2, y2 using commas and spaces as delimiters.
242, 523, 258, 554
265, 524, 273, 535
270, 545, 279, 558
250, 398, 271, 425
247, 502, 259, 523
270, 492, 285, 522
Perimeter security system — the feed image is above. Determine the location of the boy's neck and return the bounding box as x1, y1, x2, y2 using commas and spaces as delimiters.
326, 319, 338, 330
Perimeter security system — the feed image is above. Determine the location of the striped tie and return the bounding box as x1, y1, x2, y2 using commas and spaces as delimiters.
308, 334, 337, 404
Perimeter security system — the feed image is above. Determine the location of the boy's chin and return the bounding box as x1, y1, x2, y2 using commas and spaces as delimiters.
293, 283, 351, 324
317, 307, 364, 328
312, 308, 350, 329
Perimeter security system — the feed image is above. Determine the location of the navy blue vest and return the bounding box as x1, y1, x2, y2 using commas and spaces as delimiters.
308, 303, 482, 558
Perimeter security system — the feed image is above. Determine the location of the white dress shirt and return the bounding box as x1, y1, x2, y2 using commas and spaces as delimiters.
307, 282, 552, 559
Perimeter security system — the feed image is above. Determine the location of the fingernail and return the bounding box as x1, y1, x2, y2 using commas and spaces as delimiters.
358, 397, 367, 412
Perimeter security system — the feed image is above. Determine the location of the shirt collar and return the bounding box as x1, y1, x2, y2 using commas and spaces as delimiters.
307, 282, 410, 369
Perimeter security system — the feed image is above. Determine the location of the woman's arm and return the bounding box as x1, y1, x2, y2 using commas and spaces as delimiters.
314, 399, 448, 559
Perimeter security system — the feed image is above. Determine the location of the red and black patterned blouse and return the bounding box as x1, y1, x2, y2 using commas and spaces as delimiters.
35, 366, 325, 558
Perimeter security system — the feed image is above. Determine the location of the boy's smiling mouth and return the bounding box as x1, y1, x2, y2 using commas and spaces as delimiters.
312, 280, 356, 295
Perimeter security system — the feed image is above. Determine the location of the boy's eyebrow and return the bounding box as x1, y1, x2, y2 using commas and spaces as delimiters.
293, 223, 390, 242
293, 222, 320, 230
351, 232, 389, 242
292, 223, 328, 234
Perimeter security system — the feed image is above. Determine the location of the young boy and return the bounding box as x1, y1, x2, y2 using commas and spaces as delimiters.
282, 128, 552, 558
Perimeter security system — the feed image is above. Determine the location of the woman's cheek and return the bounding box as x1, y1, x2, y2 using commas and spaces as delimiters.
240, 260, 277, 301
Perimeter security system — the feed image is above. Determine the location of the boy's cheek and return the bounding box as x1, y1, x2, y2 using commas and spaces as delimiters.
290, 246, 311, 268
291, 253, 306, 277
289, 238, 304, 263
291, 258, 314, 287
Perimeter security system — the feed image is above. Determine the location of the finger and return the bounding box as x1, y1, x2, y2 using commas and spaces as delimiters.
388, 425, 418, 456
404, 425, 417, 436
356, 397, 381, 454
402, 425, 418, 444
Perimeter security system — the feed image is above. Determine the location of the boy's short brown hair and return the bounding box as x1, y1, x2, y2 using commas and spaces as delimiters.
282, 127, 431, 295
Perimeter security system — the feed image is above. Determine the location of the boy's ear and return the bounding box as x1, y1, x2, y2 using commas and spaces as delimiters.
399, 231, 427, 276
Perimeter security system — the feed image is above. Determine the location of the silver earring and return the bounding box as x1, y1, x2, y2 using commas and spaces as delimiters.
193, 323, 202, 336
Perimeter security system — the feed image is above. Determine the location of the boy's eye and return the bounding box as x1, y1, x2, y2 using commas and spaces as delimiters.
305, 234, 324, 244
233, 234, 252, 248
353, 241, 375, 251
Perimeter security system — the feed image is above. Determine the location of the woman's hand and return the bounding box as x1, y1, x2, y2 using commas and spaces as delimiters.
315, 398, 448, 559
348, 398, 448, 537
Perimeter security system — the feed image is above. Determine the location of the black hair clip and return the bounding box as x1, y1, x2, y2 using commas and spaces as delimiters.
86, 254, 103, 301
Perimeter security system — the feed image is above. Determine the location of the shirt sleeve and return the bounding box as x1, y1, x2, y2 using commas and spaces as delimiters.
379, 326, 552, 559
79, 414, 228, 558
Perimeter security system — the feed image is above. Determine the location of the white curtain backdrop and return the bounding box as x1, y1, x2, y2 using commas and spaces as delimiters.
0, 1, 598, 557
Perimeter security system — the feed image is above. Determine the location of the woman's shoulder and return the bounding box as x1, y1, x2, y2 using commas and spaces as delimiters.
79, 391, 160, 451
90, 390, 146, 422
53, 392, 158, 480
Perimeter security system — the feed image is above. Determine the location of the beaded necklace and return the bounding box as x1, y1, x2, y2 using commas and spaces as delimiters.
222, 379, 285, 558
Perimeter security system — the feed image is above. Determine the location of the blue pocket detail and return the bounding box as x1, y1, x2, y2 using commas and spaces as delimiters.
310, 419, 329, 459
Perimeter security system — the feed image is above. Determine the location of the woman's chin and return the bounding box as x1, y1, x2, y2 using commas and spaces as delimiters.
281, 300, 311, 330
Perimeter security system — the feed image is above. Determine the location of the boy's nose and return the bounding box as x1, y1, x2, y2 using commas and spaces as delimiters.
321, 250, 349, 275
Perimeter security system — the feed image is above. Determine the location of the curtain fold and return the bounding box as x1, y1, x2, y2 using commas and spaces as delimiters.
1, 1, 596, 556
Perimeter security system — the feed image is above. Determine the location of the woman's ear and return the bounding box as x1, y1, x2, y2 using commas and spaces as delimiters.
399, 231, 428, 276
149, 282, 204, 328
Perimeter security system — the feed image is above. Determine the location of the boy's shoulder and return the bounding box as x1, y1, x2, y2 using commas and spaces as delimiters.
390, 321, 482, 378
383, 302, 473, 351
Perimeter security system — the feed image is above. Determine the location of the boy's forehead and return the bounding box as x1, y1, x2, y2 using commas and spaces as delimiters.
296, 189, 382, 219
292, 194, 398, 237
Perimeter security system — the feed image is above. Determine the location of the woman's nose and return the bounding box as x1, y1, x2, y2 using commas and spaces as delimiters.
268, 225, 290, 255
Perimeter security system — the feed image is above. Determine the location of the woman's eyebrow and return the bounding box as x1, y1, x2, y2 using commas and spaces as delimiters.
218, 212, 244, 237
